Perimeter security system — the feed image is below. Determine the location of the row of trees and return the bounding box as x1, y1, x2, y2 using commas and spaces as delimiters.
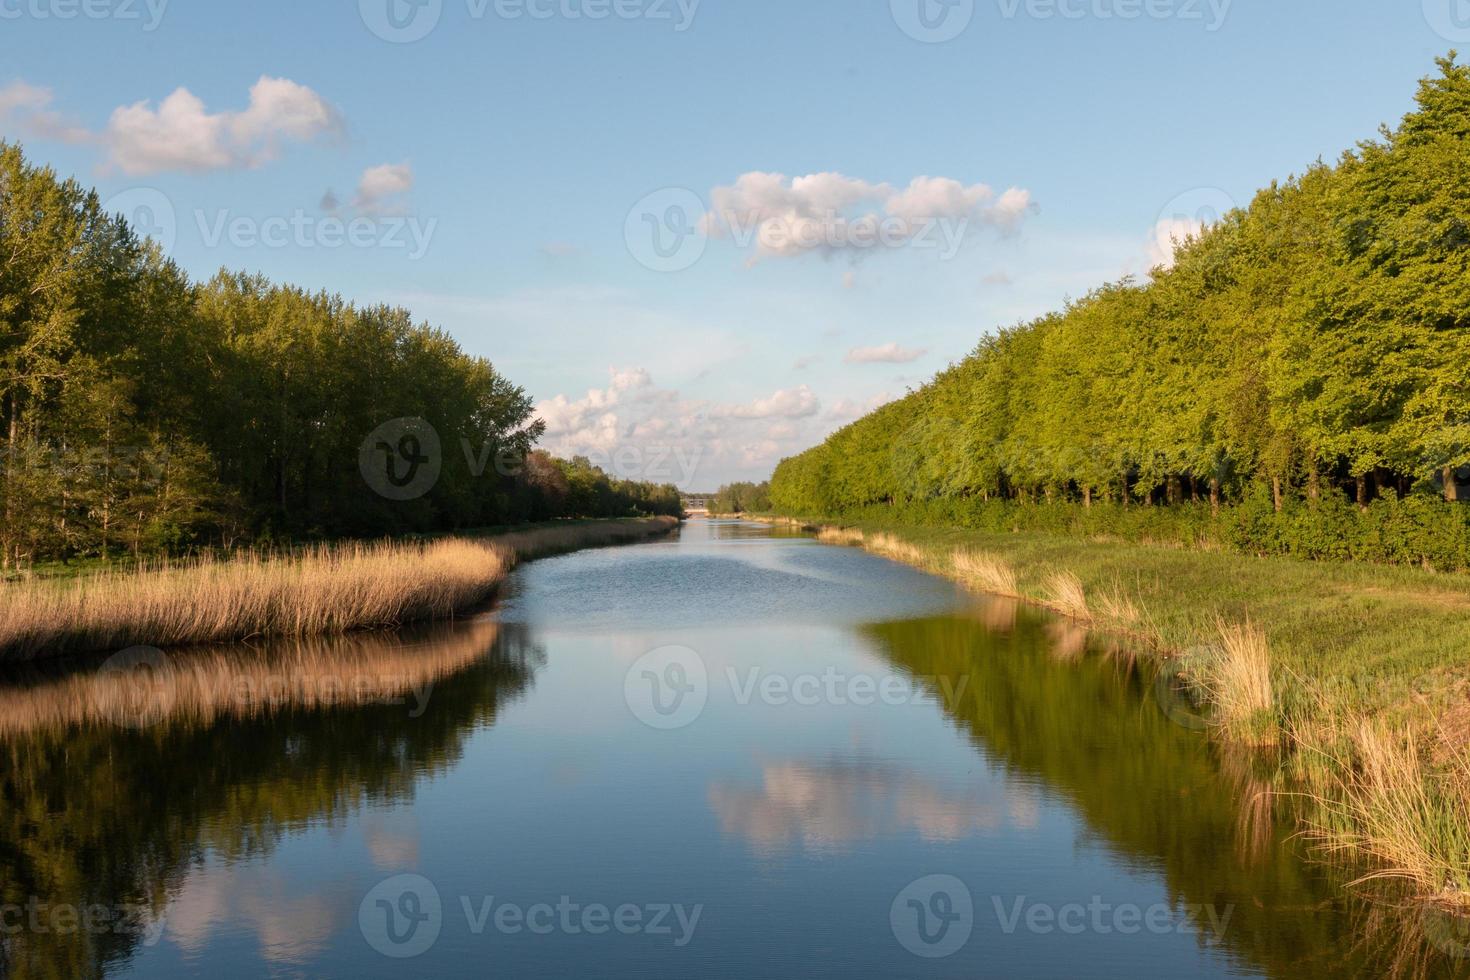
772, 56, 1470, 519
0, 142, 679, 567
708, 481, 772, 514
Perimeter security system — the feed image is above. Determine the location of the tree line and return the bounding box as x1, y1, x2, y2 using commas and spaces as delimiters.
0, 142, 679, 568
771, 57, 1470, 547
708, 481, 772, 514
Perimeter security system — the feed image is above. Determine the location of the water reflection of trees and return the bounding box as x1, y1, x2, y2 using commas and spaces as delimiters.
863, 607, 1465, 980
0, 621, 541, 979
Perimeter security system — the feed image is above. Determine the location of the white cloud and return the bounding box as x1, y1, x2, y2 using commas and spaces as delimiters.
531, 370, 842, 487
845, 343, 926, 365
826, 392, 895, 422
714, 385, 820, 420
1146, 216, 1207, 271
0, 81, 89, 144
354, 162, 414, 215
0, 81, 49, 119
2, 76, 342, 176
702, 171, 1035, 263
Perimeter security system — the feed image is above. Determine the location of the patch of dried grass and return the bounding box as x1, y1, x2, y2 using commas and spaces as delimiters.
1043, 571, 1090, 621
951, 549, 1019, 597
0, 518, 677, 663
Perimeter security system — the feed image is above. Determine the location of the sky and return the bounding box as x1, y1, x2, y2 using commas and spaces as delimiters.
0, 0, 1463, 488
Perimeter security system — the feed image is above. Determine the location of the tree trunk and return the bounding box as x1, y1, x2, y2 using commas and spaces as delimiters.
3, 396, 15, 571
1446, 465, 1459, 503
1083, 486, 1092, 509
1272, 476, 1283, 513
1307, 461, 1321, 507
1209, 478, 1221, 516
1189, 475, 1199, 502
1356, 474, 1368, 511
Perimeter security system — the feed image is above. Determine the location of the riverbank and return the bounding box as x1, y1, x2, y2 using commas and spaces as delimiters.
0, 517, 679, 663
756, 514, 1470, 909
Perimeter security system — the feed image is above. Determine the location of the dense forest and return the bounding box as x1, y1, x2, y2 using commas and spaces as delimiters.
0, 143, 680, 568
770, 56, 1470, 570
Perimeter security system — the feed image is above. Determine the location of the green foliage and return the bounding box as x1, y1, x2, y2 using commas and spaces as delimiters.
771, 57, 1470, 566
0, 143, 678, 566
709, 481, 771, 514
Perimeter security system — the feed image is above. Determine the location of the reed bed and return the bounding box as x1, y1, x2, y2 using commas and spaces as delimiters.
816, 526, 866, 547
0, 517, 677, 663
0, 617, 504, 736
1313, 723, 1470, 905
788, 515, 1470, 908
950, 549, 1020, 597
1042, 570, 1091, 621
1205, 619, 1277, 744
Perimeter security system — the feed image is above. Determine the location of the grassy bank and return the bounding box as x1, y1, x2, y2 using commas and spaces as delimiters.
772, 514, 1470, 908
0, 517, 678, 663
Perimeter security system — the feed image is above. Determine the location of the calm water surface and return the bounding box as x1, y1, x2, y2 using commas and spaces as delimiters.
1, 519, 1465, 978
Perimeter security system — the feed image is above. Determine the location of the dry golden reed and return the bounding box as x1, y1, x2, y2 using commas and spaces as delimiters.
1205, 618, 1276, 743
1316, 723, 1470, 904
1043, 570, 1091, 621
0, 518, 677, 663
950, 549, 1020, 597
816, 527, 866, 547
0, 617, 504, 737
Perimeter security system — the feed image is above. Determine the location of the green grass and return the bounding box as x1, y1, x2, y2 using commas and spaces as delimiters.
776, 513, 1470, 903
804, 517, 1470, 727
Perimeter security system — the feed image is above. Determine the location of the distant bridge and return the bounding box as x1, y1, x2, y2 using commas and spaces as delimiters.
681, 494, 713, 516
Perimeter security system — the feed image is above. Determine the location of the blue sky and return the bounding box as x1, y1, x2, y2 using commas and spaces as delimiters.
0, 0, 1462, 487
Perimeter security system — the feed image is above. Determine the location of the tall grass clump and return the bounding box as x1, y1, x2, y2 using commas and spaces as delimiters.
1043, 571, 1091, 621
1315, 724, 1470, 906
950, 549, 1020, 597
0, 518, 677, 663
1204, 619, 1277, 745
816, 527, 866, 547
